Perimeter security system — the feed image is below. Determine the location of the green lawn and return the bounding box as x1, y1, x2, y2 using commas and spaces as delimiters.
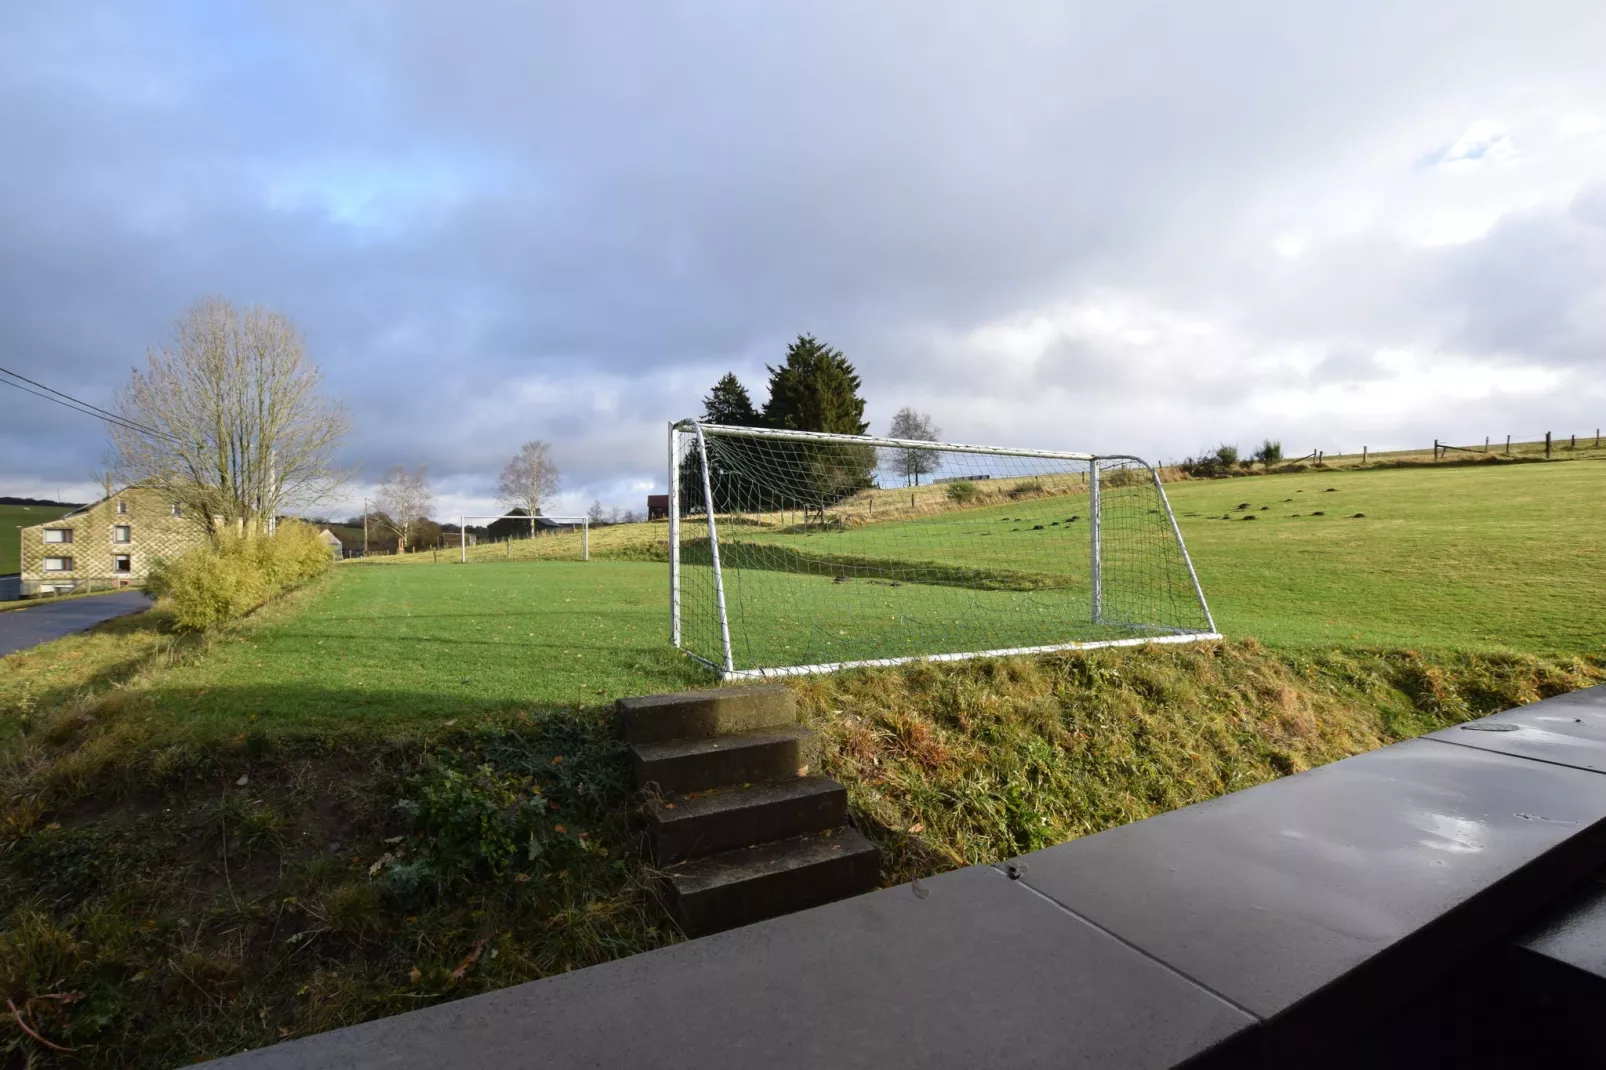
699, 460, 1605, 664
1, 502, 74, 573
146, 561, 706, 737
19, 460, 1599, 743
1170, 462, 1606, 653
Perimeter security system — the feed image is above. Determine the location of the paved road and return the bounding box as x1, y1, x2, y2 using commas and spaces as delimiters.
0, 590, 154, 658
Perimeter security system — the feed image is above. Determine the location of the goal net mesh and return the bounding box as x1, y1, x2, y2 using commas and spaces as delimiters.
674, 425, 1214, 677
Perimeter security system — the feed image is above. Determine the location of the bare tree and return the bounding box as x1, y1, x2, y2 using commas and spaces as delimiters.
887, 408, 941, 486
372, 465, 433, 553
497, 441, 560, 536
587, 499, 607, 525
109, 296, 350, 536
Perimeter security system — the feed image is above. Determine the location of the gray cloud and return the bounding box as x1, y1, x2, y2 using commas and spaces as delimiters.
3, 1, 1605, 511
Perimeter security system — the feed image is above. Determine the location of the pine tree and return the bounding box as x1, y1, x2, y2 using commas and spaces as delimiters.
761, 335, 870, 435
701, 372, 759, 426
759, 335, 874, 507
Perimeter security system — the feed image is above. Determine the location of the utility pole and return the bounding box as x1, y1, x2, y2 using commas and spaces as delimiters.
363, 498, 368, 556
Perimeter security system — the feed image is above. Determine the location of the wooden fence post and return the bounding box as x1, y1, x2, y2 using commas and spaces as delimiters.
1570, 433, 1576, 450
1362, 446, 1368, 464
1506, 435, 1511, 455
1545, 432, 1552, 457
1434, 439, 1440, 460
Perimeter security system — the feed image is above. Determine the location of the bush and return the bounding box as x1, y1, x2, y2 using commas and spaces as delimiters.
147, 521, 333, 631
944, 481, 980, 504
1255, 439, 1284, 465
1214, 443, 1239, 467
1005, 479, 1045, 500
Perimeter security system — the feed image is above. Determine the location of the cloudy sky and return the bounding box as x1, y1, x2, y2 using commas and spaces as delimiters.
3, 2, 1604, 519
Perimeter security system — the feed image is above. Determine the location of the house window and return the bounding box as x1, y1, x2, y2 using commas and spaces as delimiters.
43, 557, 73, 572
113, 555, 132, 573
43, 528, 73, 544
113, 525, 131, 543
171, 502, 183, 518
117, 500, 128, 515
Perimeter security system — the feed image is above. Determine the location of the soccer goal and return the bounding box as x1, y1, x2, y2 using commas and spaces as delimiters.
668, 421, 1218, 679
458, 514, 590, 562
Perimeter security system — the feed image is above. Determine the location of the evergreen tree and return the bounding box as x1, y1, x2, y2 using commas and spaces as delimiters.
760, 335, 870, 435
702, 372, 760, 426
759, 335, 875, 506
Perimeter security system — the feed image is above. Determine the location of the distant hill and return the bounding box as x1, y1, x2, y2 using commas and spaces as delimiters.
0, 496, 86, 507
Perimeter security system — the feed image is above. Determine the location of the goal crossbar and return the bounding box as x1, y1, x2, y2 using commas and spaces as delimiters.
679, 419, 1103, 462
669, 420, 1219, 680
458, 514, 590, 563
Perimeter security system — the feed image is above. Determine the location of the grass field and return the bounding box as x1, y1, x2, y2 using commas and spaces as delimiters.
349, 460, 1606, 683
1, 503, 74, 574
2, 458, 1604, 1064
137, 562, 705, 740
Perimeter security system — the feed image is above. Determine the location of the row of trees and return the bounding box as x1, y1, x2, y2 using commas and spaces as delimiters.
690, 334, 944, 510
107, 300, 942, 549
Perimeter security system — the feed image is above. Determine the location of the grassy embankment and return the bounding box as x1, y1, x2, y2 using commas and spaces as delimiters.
1, 459, 1603, 1063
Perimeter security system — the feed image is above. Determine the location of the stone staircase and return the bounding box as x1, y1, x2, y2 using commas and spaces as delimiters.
619, 684, 881, 936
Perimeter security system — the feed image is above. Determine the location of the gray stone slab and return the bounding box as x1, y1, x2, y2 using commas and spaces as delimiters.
190, 865, 1257, 1070
617, 683, 795, 744
1516, 877, 1606, 981
1008, 738, 1606, 1059
0, 590, 152, 657
1425, 684, 1606, 775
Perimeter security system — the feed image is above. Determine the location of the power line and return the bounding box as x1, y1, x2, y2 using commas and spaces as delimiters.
0, 365, 179, 443
0, 364, 166, 436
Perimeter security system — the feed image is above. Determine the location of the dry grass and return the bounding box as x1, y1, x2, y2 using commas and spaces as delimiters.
794, 640, 1606, 882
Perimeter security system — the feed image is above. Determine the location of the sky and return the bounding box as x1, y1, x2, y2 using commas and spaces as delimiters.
2, 2, 1604, 520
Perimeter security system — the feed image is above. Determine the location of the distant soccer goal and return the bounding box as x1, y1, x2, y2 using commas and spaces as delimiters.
458, 515, 590, 562
668, 421, 1218, 679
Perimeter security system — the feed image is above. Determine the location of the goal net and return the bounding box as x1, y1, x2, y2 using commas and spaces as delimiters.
669, 421, 1218, 679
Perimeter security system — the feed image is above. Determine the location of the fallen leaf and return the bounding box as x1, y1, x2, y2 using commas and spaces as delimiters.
554, 824, 567, 834
408, 966, 421, 984
236, 774, 249, 787
907, 822, 924, 834
449, 935, 493, 982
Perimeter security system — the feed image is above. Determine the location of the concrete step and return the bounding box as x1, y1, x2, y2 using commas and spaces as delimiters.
631, 725, 819, 794
664, 827, 881, 936
647, 775, 848, 865
617, 684, 796, 745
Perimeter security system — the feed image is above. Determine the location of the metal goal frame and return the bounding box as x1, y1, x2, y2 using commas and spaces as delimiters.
668, 420, 1218, 680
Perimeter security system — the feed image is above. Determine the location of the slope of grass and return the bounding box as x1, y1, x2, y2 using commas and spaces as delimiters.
803, 641, 1606, 883
2, 615, 1601, 1064
2, 503, 74, 574
1168, 461, 1606, 653
707, 460, 1606, 659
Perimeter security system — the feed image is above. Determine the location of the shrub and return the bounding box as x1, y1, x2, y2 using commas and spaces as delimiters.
1005, 479, 1045, 500
146, 521, 333, 630
1255, 439, 1284, 465
944, 480, 980, 504
1214, 443, 1239, 467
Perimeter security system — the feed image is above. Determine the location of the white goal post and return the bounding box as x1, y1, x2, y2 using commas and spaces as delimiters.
458, 514, 590, 562
669, 420, 1218, 679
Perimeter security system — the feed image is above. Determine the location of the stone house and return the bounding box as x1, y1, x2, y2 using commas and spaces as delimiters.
18, 486, 206, 596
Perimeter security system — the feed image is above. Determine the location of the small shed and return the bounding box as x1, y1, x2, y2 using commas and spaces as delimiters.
317, 528, 346, 559
647, 494, 669, 521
